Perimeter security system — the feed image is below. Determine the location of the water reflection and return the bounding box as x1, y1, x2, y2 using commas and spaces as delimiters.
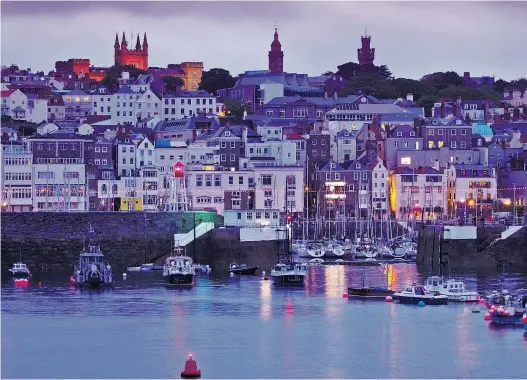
457, 307, 477, 376
260, 278, 272, 321
284, 296, 294, 321
324, 265, 346, 298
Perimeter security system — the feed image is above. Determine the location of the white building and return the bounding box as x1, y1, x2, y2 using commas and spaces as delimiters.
1, 143, 33, 212
26, 94, 48, 124
162, 90, 216, 120
32, 162, 87, 211
111, 86, 160, 125
90, 85, 113, 117
116, 136, 137, 177
1, 89, 28, 120
136, 136, 156, 168
252, 165, 304, 214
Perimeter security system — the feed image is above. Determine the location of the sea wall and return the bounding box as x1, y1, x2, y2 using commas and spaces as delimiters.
417, 224, 527, 271
1, 212, 285, 273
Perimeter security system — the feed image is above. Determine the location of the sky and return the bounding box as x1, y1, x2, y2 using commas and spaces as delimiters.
1, 1, 526, 81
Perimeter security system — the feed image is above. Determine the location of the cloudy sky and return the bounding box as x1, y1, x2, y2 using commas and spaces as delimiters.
1, 1, 525, 81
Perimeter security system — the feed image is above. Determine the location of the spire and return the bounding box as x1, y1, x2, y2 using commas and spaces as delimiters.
364, 25, 368, 37
135, 34, 141, 51
121, 31, 127, 49
268, 24, 284, 73
114, 33, 119, 47
143, 32, 148, 48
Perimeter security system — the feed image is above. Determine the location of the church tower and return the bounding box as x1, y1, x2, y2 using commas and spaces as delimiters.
268, 27, 284, 73
357, 28, 375, 66
114, 32, 149, 70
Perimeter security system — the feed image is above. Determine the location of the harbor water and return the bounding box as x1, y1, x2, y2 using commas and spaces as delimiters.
2, 264, 527, 379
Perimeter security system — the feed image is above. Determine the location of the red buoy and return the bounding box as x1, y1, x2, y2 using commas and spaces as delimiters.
484, 313, 491, 321
181, 354, 201, 379
342, 293, 348, 298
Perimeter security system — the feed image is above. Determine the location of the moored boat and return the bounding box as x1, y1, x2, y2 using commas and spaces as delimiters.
163, 248, 196, 287
71, 226, 114, 288
439, 279, 480, 302
348, 286, 395, 300
229, 262, 259, 275
393, 284, 448, 305
9, 262, 30, 279
270, 262, 307, 286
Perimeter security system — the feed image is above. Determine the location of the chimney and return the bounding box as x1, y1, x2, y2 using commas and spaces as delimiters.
406, 93, 414, 102
242, 126, 248, 144
464, 72, 470, 80
324, 92, 328, 99
333, 92, 338, 100
440, 102, 445, 118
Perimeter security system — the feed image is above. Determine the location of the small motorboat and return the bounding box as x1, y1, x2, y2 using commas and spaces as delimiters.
163, 248, 196, 287
439, 279, 480, 302
228, 262, 259, 275
9, 262, 30, 279
270, 261, 307, 286
393, 284, 448, 305
348, 287, 395, 300
127, 263, 164, 272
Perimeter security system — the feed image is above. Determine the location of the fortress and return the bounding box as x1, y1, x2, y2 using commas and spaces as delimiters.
114, 32, 149, 70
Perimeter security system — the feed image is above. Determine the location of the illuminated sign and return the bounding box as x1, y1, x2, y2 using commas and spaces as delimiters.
469, 181, 490, 188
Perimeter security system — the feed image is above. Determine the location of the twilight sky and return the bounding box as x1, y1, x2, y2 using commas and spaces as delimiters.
1, 1, 526, 81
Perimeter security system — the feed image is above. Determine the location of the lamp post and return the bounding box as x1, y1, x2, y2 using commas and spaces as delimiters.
513, 182, 516, 222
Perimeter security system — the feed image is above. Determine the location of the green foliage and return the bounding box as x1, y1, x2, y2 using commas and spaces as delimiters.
224, 98, 245, 118
420, 71, 464, 91
162, 76, 184, 93
322, 71, 334, 76
510, 77, 527, 95
198, 68, 236, 95
101, 64, 147, 92
416, 95, 440, 117
336, 62, 392, 80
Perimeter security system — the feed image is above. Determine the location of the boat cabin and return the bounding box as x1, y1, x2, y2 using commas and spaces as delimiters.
80, 252, 105, 264
402, 284, 427, 295
443, 280, 467, 293
425, 276, 444, 292
271, 263, 307, 273
12, 262, 28, 271
166, 256, 193, 268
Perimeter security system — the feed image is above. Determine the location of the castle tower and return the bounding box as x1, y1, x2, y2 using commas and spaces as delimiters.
357, 28, 375, 66
114, 32, 148, 70
268, 27, 284, 73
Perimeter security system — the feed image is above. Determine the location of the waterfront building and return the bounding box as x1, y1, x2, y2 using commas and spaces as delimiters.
1, 142, 33, 212
388, 166, 448, 221
445, 164, 497, 220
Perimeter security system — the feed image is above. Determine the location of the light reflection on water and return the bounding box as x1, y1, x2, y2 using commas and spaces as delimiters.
2, 264, 527, 379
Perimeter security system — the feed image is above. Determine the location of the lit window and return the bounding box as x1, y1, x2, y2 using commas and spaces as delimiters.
401, 157, 411, 165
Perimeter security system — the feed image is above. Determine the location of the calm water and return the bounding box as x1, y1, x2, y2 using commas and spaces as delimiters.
2, 264, 527, 379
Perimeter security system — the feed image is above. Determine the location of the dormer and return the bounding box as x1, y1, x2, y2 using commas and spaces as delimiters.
356, 163, 360, 169
331, 163, 336, 169
224, 131, 231, 137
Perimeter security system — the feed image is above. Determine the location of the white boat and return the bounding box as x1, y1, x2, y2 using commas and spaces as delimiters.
424, 276, 445, 293
306, 242, 324, 258
393, 284, 448, 305
439, 279, 480, 302
270, 262, 307, 286
162, 248, 196, 287
9, 262, 30, 279
324, 242, 345, 258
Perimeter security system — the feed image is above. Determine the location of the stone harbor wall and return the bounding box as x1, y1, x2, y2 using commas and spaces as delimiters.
417, 224, 527, 272
1, 212, 284, 273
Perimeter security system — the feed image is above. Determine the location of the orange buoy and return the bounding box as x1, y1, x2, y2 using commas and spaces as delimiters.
478, 299, 486, 305
181, 354, 201, 379
484, 313, 491, 321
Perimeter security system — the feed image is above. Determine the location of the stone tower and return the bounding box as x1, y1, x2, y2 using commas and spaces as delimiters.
268, 27, 284, 73
357, 29, 375, 66
114, 32, 149, 70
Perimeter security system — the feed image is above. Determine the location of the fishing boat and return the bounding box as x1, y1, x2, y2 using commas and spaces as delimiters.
71, 225, 114, 288
9, 261, 30, 279
393, 284, 448, 305
424, 276, 444, 293
270, 262, 307, 285
228, 262, 259, 275
162, 247, 196, 287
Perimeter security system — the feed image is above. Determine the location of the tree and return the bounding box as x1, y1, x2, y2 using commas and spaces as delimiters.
493, 79, 509, 94
198, 68, 236, 95
322, 71, 334, 76
224, 98, 245, 118
335, 62, 392, 80
102, 64, 146, 92
417, 95, 440, 117
510, 77, 527, 96
338, 73, 394, 98
162, 76, 184, 93
420, 71, 464, 91
392, 78, 435, 99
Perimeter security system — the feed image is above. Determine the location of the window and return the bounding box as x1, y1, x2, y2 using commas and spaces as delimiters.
196, 197, 211, 204
214, 175, 221, 187
229, 154, 235, 161
205, 174, 212, 187
461, 129, 466, 135
451, 129, 456, 135
232, 199, 240, 208
438, 129, 443, 135
261, 175, 272, 185
247, 212, 253, 219
229, 176, 234, 185
401, 157, 411, 165
196, 175, 203, 187
239, 176, 244, 185
428, 129, 435, 136
394, 142, 399, 148
450, 141, 457, 148
95, 147, 100, 153
95, 159, 100, 165
348, 184, 354, 191
460, 141, 466, 149
221, 141, 226, 148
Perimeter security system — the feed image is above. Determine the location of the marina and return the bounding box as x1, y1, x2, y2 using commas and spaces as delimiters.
2, 264, 527, 379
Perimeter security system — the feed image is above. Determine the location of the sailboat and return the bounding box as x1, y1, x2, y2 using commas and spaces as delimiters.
271, 225, 307, 286
348, 266, 394, 299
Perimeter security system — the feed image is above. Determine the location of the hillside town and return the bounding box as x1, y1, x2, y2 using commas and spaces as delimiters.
2, 29, 527, 225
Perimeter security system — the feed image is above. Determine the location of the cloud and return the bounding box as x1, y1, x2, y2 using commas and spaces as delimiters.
1, 1, 525, 81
